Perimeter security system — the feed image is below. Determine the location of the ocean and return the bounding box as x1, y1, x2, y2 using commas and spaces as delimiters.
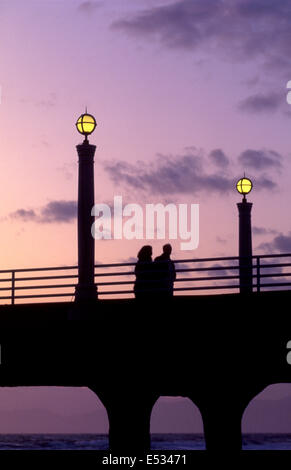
0, 433, 289, 450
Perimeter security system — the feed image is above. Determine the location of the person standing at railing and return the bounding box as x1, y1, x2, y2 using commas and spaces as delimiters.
154, 244, 176, 297
134, 245, 154, 298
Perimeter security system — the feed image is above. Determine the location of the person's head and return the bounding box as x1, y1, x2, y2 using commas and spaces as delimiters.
163, 244, 172, 256
137, 245, 152, 262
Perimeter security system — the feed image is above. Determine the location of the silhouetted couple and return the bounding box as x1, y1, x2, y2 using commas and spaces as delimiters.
134, 244, 176, 299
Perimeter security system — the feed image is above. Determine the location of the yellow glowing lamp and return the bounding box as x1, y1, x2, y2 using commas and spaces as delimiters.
236, 177, 253, 199
76, 112, 97, 138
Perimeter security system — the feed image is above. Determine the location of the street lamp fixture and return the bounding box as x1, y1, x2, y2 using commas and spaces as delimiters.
76, 112, 97, 141
236, 177, 253, 202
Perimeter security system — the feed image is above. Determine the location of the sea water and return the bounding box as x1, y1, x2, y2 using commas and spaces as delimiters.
0, 434, 289, 450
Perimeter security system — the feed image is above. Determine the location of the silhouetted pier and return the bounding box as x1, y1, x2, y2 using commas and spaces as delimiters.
0, 254, 290, 452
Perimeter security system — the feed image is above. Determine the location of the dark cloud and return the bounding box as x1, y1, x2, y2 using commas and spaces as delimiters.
237, 0, 291, 19
10, 209, 37, 222
258, 261, 288, 288
253, 226, 278, 236
209, 149, 229, 168
257, 232, 291, 253
238, 92, 282, 113
238, 149, 283, 171
216, 236, 227, 244
210, 262, 231, 277
253, 226, 268, 235
260, 261, 282, 273
255, 176, 277, 191
104, 149, 277, 196
172, 261, 197, 279
112, 0, 221, 50
40, 201, 77, 223
10, 201, 77, 224
112, 0, 291, 75
104, 152, 233, 195
123, 256, 137, 264
243, 76, 260, 87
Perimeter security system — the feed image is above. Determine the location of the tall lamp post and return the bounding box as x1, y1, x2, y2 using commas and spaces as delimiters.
236, 177, 253, 294
75, 111, 98, 303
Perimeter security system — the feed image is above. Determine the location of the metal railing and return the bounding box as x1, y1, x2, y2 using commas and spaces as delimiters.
0, 253, 290, 305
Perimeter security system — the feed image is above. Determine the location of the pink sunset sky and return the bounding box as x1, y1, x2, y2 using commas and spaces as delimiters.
0, 0, 291, 270
0, 0, 291, 435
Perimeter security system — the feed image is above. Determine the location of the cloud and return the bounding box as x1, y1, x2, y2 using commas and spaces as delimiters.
209, 262, 231, 277
10, 201, 77, 224
257, 232, 291, 253
103, 148, 277, 196
104, 151, 233, 195
112, 0, 291, 76
40, 201, 77, 223
216, 236, 227, 244
238, 92, 282, 114
10, 209, 37, 222
238, 149, 283, 171
123, 256, 137, 264
56, 162, 76, 181
237, 0, 291, 19
255, 176, 277, 191
209, 149, 229, 168
113, 0, 223, 50
78, 1, 100, 12
253, 226, 278, 236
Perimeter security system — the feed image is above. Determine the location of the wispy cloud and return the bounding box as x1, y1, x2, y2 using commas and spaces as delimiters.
238, 149, 283, 171
209, 149, 229, 168
56, 162, 77, 181
238, 92, 282, 114
19, 93, 57, 109
78, 1, 101, 13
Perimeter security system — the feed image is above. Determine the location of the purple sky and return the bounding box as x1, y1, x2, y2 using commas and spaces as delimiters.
0, 0, 291, 434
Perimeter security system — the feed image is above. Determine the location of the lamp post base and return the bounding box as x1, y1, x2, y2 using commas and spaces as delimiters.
74, 284, 98, 303
237, 200, 253, 294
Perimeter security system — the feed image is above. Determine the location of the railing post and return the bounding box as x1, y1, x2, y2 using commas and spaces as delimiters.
11, 270, 15, 305
256, 256, 260, 293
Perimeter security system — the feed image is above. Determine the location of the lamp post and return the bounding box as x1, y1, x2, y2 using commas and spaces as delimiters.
236, 177, 253, 294
75, 111, 98, 303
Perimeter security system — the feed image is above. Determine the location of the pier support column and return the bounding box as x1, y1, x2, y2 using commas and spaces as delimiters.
200, 402, 243, 451
189, 391, 248, 452
93, 390, 158, 453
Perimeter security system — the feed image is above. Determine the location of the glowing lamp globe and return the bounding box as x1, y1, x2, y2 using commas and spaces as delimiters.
76, 113, 97, 138
236, 177, 253, 197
